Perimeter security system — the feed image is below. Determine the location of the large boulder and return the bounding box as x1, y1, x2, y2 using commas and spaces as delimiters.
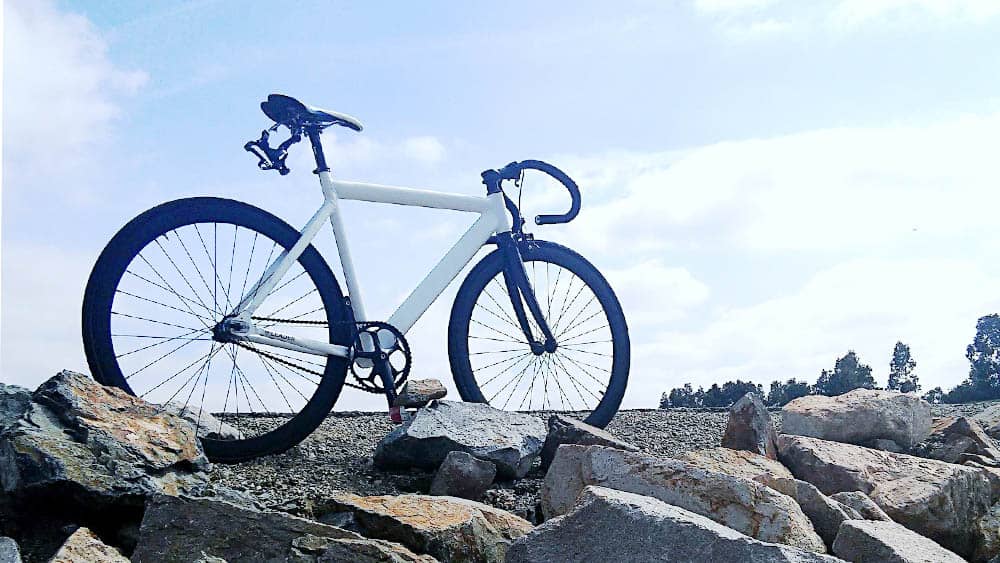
829, 492, 892, 522
393, 379, 448, 409
50, 527, 129, 563
508, 486, 841, 563
832, 520, 964, 563
722, 392, 778, 459
542, 445, 826, 553
539, 415, 638, 470
756, 475, 860, 548
912, 416, 1000, 464
429, 451, 496, 500
0, 371, 209, 508
0, 384, 31, 434
782, 389, 932, 449
132, 495, 433, 562
374, 401, 545, 479
778, 434, 991, 558
974, 403, 1000, 439
291, 534, 437, 562
679, 447, 793, 482
320, 493, 532, 562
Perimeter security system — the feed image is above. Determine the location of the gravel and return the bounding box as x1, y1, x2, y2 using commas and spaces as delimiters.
210, 400, 1000, 524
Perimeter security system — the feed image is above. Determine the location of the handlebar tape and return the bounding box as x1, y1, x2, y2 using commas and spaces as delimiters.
501, 160, 581, 225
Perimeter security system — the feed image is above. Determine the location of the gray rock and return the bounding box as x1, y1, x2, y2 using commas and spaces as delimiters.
132, 494, 408, 562
542, 445, 826, 553
393, 379, 447, 408
540, 415, 638, 470
756, 475, 860, 548
778, 434, 991, 558
374, 401, 545, 479
319, 493, 532, 563
0, 537, 21, 563
0, 371, 209, 510
291, 534, 436, 562
975, 502, 1000, 563
160, 402, 240, 440
829, 492, 892, 521
722, 392, 778, 459
832, 520, 965, 563
913, 416, 1000, 464
430, 451, 496, 500
0, 384, 31, 434
866, 438, 904, 453
782, 389, 932, 449
508, 486, 841, 563
50, 527, 129, 562
974, 403, 1000, 439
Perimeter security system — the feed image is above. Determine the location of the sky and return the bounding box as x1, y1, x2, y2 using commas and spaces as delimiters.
4, 0, 1000, 411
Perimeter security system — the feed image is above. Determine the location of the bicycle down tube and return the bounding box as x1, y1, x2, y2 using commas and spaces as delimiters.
234, 172, 511, 359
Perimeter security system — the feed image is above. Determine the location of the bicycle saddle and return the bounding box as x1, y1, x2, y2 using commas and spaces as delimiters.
260, 94, 364, 132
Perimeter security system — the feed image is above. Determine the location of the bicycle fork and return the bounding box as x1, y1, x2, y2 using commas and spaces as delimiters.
496, 232, 557, 354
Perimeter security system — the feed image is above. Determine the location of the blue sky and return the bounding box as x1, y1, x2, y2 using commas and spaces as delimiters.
4, 0, 1000, 410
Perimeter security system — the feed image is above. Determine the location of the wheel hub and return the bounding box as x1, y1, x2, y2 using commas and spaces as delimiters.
212, 317, 249, 344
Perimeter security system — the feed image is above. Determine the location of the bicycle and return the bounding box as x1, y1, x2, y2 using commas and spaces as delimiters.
81, 94, 630, 462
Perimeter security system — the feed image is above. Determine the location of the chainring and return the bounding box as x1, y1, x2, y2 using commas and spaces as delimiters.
349, 321, 411, 394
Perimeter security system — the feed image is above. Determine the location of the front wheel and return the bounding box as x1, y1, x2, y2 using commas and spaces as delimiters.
448, 240, 629, 427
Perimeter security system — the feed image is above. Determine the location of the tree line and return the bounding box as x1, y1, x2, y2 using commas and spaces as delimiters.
660, 313, 1000, 408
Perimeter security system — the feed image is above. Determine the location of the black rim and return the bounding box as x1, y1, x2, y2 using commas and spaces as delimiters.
465, 257, 616, 412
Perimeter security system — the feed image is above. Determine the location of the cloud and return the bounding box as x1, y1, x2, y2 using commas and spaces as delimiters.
3, 0, 147, 189
694, 0, 1000, 38
401, 136, 446, 165
605, 260, 710, 327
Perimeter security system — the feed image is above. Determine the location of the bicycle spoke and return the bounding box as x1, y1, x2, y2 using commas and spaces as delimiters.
115, 290, 215, 324
115, 327, 211, 358
124, 270, 217, 317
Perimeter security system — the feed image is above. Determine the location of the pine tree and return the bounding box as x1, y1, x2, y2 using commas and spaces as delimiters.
887, 341, 919, 393
814, 351, 876, 396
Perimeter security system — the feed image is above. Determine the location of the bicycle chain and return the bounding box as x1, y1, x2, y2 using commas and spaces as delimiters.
245, 316, 410, 393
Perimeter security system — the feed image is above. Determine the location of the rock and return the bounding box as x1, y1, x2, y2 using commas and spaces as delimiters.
160, 402, 239, 440
679, 447, 793, 482
0, 537, 21, 563
721, 392, 778, 459
539, 415, 638, 470
755, 475, 860, 548
291, 534, 437, 562
50, 528, 128, 563
782, 389, 932, 448
975, 503, 1000, 563
374, 401, 545, 479
829, 492, 892, 521
320, 493, 532, 563
1, 371, 209, 503
508, 486, 841, 563
832, 520, 965, 563
132, 494, 430, 562
975, 403, 1000, 439
542, 445, 826, 553
867, 438, 904, 453
777, 434, 991, 558
0, 384, 31, 433
393, 380, 447, 408
429, 451, 496, 500
913, 417, 1000, 464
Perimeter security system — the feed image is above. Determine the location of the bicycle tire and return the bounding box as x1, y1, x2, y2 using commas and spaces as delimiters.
82, 197, 352, 462
448, 240, 629, 427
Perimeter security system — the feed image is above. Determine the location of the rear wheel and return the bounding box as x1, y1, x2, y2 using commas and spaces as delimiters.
448, 240, 629, 427
82, 197, 352, 462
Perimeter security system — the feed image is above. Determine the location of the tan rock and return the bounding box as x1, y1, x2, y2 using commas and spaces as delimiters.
393, 379, 447, 408
679, 447, 792, 482
322, 493, 532, 562
778, 434, 991, 559
782, 389, 932, 449
50, 528, 128, 563
542, 445, 827, 553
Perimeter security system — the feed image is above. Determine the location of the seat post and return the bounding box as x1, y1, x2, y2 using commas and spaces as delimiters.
305, 127, 330, 174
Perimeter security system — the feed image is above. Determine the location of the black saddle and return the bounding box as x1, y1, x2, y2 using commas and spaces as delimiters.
260, 94, 363, 132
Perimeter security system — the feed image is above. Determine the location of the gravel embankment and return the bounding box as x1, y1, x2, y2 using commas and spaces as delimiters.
211, 400, 999, 523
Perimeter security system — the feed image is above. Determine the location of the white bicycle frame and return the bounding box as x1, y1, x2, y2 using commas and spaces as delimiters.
232, 169, 513, 359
